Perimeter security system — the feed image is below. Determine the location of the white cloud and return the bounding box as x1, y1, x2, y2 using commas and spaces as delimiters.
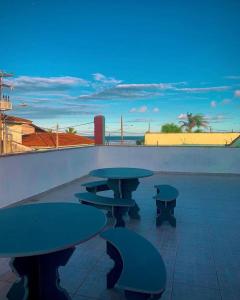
153, 107, 159, 112
234, 90, 240, 97
210, 101, 217, 108
79, 88, 162, 100
128, 118, 155, 123
205, 114, 229, 123
130, 108, 137, 112
130, 106, 148, 113
117, 83, 173, 90
92, 73, 122, 85
176, 86, 230, 93
222, 99, 231, 105
93, 73, 107, 81
225, 75, 240, 80
178, 113, 187, 120
79, 80, 183, 100
8, 76, 89, 92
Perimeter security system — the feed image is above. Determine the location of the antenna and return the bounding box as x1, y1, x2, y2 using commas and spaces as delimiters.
121, 115, 123, 144
148, 122, 151, 132
0, 71, 13, 111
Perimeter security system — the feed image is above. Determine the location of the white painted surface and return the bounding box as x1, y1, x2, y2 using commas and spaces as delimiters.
0, 147, 98, 208
97, 146, 240, 174
0, 146, 239, 207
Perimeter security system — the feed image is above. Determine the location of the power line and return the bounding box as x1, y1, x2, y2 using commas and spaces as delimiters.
58, 122, 94, 130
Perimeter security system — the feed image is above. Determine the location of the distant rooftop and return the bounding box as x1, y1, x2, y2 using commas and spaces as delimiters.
22, 132, 94, 148
0, 114, 32, 124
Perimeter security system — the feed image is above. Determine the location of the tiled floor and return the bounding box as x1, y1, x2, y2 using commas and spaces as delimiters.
1, 172, 240, 300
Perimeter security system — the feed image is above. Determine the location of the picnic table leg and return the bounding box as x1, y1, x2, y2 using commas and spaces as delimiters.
121, 179, 140, 219
106, 242, 123, 289
113, 206, 126, 227
7, 247, 75, 300
107, 178, 140, 219
156, 200, 176, 227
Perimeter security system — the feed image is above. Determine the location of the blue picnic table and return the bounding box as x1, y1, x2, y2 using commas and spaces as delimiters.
0, 202, 106, 300
89, 167, 154, 219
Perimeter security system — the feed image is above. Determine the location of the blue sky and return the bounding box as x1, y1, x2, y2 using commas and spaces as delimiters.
1, 0, 240, 135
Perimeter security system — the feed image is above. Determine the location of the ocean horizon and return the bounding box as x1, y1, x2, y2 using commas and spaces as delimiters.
88, 135, 144, 145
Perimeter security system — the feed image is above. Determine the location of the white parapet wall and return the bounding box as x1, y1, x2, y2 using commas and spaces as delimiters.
0, 145, 240, 208
0, 147, 98, 208
97, 146, 240, 174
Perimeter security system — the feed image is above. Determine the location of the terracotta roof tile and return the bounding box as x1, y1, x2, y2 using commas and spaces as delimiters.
22, 132, 94, 148
1, 114, 32, 124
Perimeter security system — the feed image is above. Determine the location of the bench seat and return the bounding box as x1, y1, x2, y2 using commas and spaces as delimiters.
100, 228, 166, 299
153, 184, 179, 227
154, 184, 179, 201
75, 192, 135, 227
81, 180, 109, 193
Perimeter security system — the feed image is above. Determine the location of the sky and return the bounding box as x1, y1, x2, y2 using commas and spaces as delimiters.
1, 0, 240, 135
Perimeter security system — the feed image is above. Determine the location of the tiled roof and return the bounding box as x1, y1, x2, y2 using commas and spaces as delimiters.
31, 124, 46, 132
22, 132, 94, 148
1, 114, 32, 124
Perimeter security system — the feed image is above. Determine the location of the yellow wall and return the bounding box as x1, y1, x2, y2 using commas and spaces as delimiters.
7, 124, 23, 144
22, 124, 35, 135
144, 132, 240, 146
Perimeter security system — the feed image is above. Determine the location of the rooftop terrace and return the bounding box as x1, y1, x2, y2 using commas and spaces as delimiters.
1, 145, 240, 299
1, 170, 240, 300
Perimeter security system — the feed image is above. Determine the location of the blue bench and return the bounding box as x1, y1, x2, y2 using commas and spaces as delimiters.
101, 228, 166, 299
153, 184, 179, 227
81, 180, 109, 193
75, 192, 134, 227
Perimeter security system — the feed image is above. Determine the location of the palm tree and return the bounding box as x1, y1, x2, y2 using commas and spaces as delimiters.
179, 113, 208, 132
65, 127, 77, 134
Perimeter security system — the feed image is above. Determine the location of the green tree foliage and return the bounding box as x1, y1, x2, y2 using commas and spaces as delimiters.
161, 123, 182, 133
65, 127, 77, 134
179, 113, 208, 132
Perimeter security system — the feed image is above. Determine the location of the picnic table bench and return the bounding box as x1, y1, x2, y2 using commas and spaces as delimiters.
100, 227, 166, 300
81, 180, 109, 193
89, 168, 154, 219
153, 184, 179, 227
75, 192, 134, 227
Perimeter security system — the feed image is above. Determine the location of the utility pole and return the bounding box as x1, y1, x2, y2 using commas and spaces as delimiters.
148, 122, 151, 132
56, 124, 59, 149
120, 115, 123, 145
0, 71, 13, 155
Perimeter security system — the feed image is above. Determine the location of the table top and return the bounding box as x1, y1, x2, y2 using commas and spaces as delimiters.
89, 167, 154, 180
0, 202, 106, 258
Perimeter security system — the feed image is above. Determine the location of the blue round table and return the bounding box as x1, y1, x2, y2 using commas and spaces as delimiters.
89, 167, 154, 219
0, 202, 106, 300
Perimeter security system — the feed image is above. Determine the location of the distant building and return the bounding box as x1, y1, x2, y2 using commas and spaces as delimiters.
144, 132, 240, 146
1, 114, 94, 154
0, 114, 46, 153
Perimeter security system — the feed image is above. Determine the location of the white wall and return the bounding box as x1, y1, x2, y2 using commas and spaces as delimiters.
0, 147, 98, 208
1, 146, 240, 208
97, 146, 240, 174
